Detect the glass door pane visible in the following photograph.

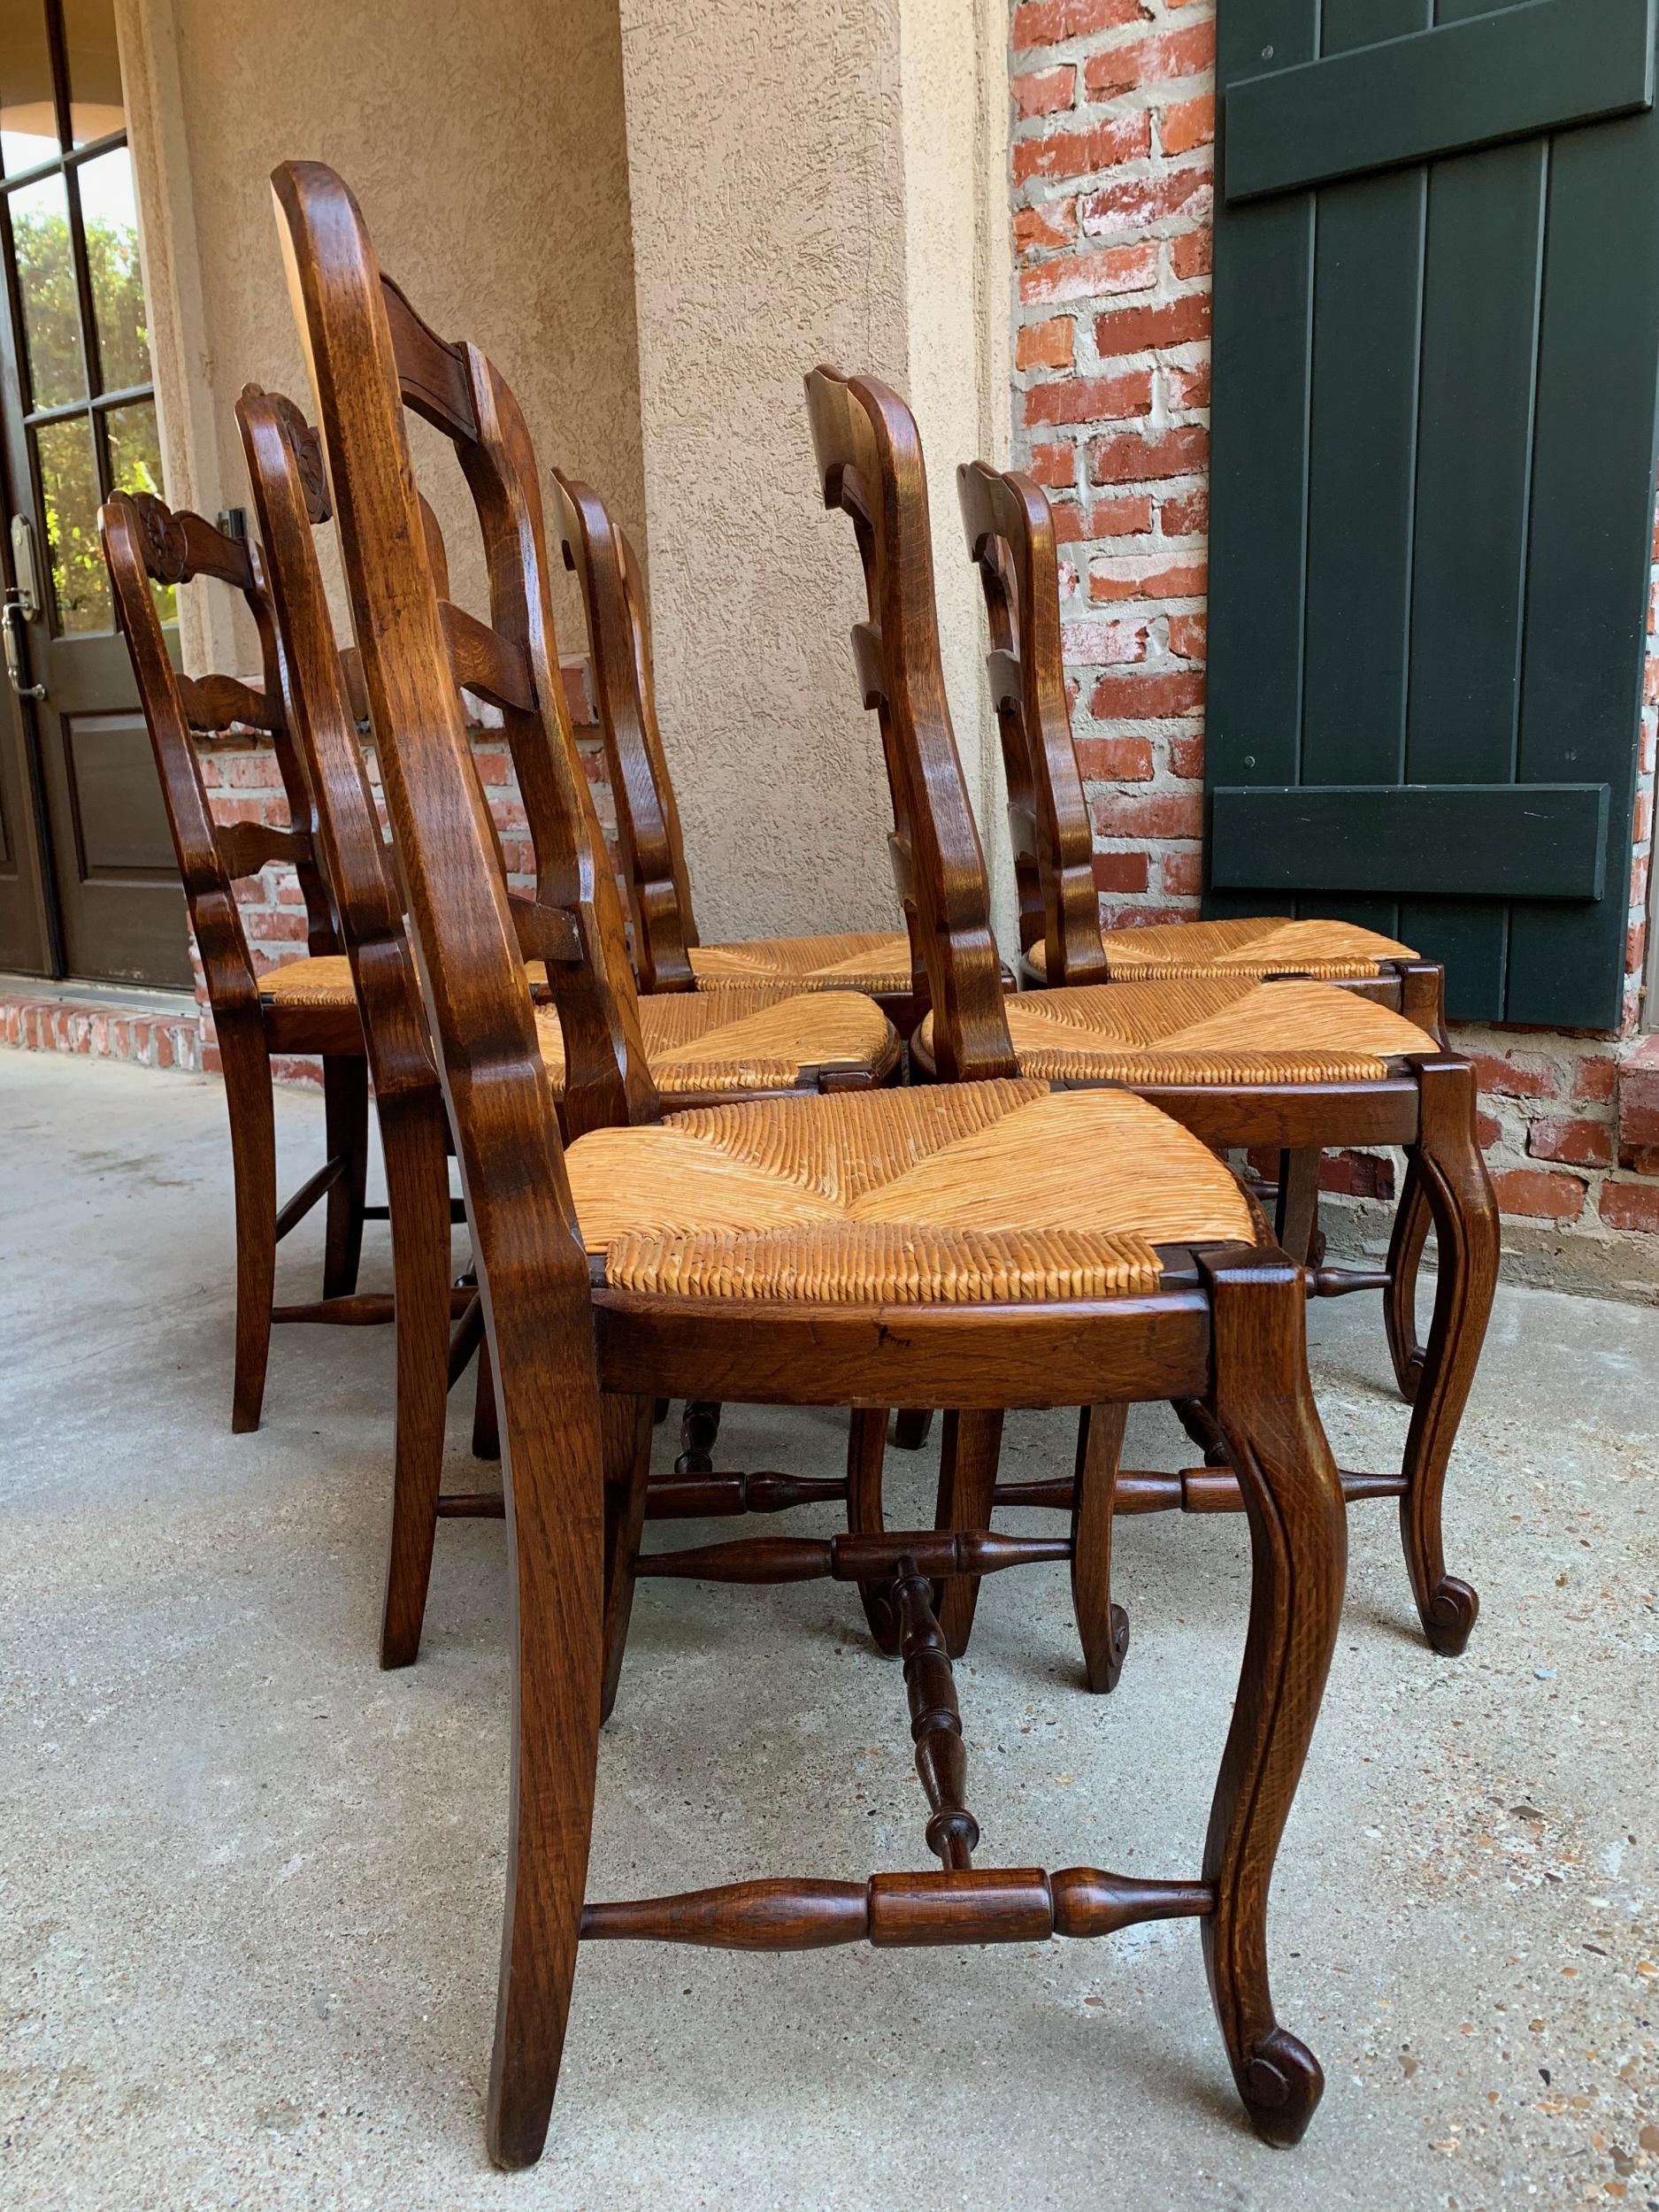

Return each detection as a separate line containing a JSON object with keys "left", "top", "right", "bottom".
{"left": 35, "top": 411, "right": 108, "bottom": 631}
{"left": 63, "top": 0, "right": 122, "bottom": 146}
{"left": 77, "top": 143, "right": 148, "bottom": 388}
{"left": 0, "top": 4, "right": 59, "bottom": 174}
{"left": 9, "top": 171, "right": 85, "bottom": 407}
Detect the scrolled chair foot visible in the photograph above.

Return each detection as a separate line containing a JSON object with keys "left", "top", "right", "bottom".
{"left": 1083, "top": 1602, "right": 1130, "bottom": 1695}
{"left": 1238, "top": 2027, "right": 1325, "bottom": 2147}
{"left": 1423, "top": 1574, "right": 1479, "bottom": 1655}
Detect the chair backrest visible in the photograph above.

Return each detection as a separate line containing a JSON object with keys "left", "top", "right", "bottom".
{"left": 956, "top": 462, "right": 1110, "bottom": 987}
{"left": 803, "top": 367, "right": 1018, "bottom": 1082}
{"left": 234, "top": 383, "right": 448, "bottom": 1107}
{"left": 99, "top": 488, "right": 340, "bottom": 1033}
{"left": 273, "top": 161, "right": 659, "bottom": 1140}
{"left": 554, "top": 474, "right": 700, "bottom": 993}
{"left": 272, "top": 165, "right": 606, "bottom": 2125}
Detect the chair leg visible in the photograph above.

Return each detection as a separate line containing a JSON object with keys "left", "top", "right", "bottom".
{"left": 1173, "top": 1395, "right": 1230, "bottom": 1466}
{"left": 1398, "top": 1061, "right": 1499, "bottom": 1655}
{"left": 600, "top": 1394, "right": 655, "bottom": 1724}
{"left": 473, "top": 1338, "right": 502, "bottom": 1461}
{"left": 321, "top": 1053, "right": 370, "bottom": 1298}
{"left": 932, "top": 1409, "right": 1005, "bottom": 1659}
{"left": 674, "top": 1399, "right": 722, "bottom": 1474}
{"left": 1198, "top": 1244, "right": 1347, "bottom": 2148}
{"left": 846, "top": 1408, "right": 900, "bottom": 1655}
{"left": 893, "top": 1409, "right": 934, "bottom": 1450}
{"left": 1274, "top": 1148, "right": 1322, "bottom": 1267}
{"left": 484, "top": 1317, "right": 605, "bottom": 2172}
{"left": 1383, "top": 1151, "right": 1432, "bottom": 1404}
{"left": 221, "top": 1019, "right": 278, "bottom": 1435}
{"left": 378, "top": 1090, "right": 456, "bottom": 1670}
{"left": 1071, "top": 1402, "right": 1129, "bottom": 1692}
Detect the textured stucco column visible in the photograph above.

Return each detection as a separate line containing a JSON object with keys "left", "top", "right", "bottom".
{"left": 618, "top": 0, "right": 1012, "bottom": 945}
{"left": 120, "top": 0, "right": 644, "bottom": 669}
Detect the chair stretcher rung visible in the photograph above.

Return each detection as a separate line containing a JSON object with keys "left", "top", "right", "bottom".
{"left": 644, "top": 1471, "right": 850, "bottom": 1519}
{"left": 580, "top": 1867, "right": 1211, "bottom": 1950}
{"left": 992, "top": 1467, "right": 1406, "bottom": 1515}
{"left": 273, "top": 1152, "right": 346, "bottom": 1242}
{"left": 633, "top": 1529, "right": 1071, "bottom": 1585}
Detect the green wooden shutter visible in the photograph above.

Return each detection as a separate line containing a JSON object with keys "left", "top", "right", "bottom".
{"left": 1207, "top": 0, "right": 1659, "bottom": 1027}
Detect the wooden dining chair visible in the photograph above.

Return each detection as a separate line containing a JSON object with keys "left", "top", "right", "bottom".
{"left": 100, "top": 492, "right": 379, "bottom": 1440}
{"left": 553, "top": 469, "right": 919, "bottom": 1021}
{"left": 274, "top": 153, "right": 1349, "bottom": 2168}
{"left": 231, "top": 383, "right": 913, "bottom": 1664}
{"left": 806, "top": 366, "right": 1500, "bottom": 1667}
{"left": 956, "top": 459, "right": 1444, "bottom": 1396}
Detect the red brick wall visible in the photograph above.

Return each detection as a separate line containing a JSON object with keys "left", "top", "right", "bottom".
{"left": 1008, "top": 0, "right": 1659, "bottom": 1259}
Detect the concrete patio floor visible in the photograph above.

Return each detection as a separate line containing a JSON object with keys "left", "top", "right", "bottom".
{"left": 2, "top": 1048, "right": 1655, "bottom": 2212}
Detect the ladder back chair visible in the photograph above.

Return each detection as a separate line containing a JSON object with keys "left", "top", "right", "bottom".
{"left": 554, "top": 469, "right": 919, "bottom": 1021}
{"left": 276, "top": 155, "right": 1349, "bottom": 2167}
{"left": 957, "top": 459, "right": 1446, "bottom": 1394}
{"left": 235, "top": 383, "right": 912, "bottom": 1663}
{"left": 806, "top": 366, "right": 1500, "bottom": 1666}
{"left": 100, "top": 492, "right": 376, "bottom": 1437}
{"left": 956, "top": 460, "right": 1438, "bottom": 1004}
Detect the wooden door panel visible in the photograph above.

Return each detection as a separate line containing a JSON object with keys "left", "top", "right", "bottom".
{"left": 64, "top": 712, "right": 175, "bottom": 874}
{"left": 0, "top": 1, "right": 187, "bottom": 988}
{"left": 39, "top": 706, "right": 188, "bottom": 985}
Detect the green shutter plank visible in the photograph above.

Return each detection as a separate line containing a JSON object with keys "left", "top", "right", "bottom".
{"left": 1204, "top": 0, "right": 1319, "bottom": 924}
{"left": 1225, "top": 0, "right": 1656, "bottom": 204}
{"left": 1210, "top": 784, "right": 1609, "bottom": 902}
{"left": 1507, "top": 99, "right": 1659, "bottom": 1028}
{"left": 1398, "top": 130, "right": 1548, "bottom": 1018}
{"left": 1208, "top": 0, "right": 1659, "bottom": 1028}
{"left": 1297, "top": 0, "right": 1431, "bottom": 939}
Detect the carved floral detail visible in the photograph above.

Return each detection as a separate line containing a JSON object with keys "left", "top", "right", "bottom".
{"left": 271, "top": 393, "right": 332, "bottom": 522}
{"left": 134, "top": 492, "right": 189, "bottom": 585}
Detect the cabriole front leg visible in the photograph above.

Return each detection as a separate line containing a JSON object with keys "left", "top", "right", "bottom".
{"left": 1199, "top": 1246, "right": 1347, "bottom": 2147}
{"left": 1398, "top": 1057, "right": 1498, "bottom": 1655}
{"left": 1383, "top": 1151, "right": 1432, "bottom": 1404}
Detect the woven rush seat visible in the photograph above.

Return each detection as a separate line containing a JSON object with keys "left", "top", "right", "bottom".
{"left": 563, "top": 1078, "right": 1255, "bottom": 1302}
{"left": 687, "top": 928, "right": 915, "bottom": 995}
{"left": 255, "top": 953, "right": 357, "bottom": 1008}
{"left": 918, "top": 977, "right": 1438, "bottom": 1086}
{"left": 535, "top": 985, "right": 897, "bottom": 1095}
{"left": 1025, "top": 914, "right": 1419, "bottom": 984}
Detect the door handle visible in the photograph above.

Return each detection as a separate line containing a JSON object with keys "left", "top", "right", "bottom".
{"left": 2, "top": 595, "right": 44, "bottom": 700}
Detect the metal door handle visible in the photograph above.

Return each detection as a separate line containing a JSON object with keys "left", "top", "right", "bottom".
{"left": 2, "top": 595, "right": 44, "bottom": 700}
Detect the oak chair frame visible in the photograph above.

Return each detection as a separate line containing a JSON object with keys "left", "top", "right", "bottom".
{"left": 554, "top": 466, "right": 933, "bottom": 1035}
{"left": 100, "top": 490, "right": 376, "bottom": 1440}
{"left": 275, "top": 156, "right": 1350, "bottom": 2169}
{"left": 956, "top": 459, "right": 1444, "bottom": 1397}
{"left": 806, "top": 367, "right": 1500, "bottom": 1665}
{"left": 237, "top": 381, "right": 919, "bottom": 1664}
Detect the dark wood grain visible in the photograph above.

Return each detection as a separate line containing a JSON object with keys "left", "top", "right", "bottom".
{"left": 814, "top": 376, "right": 1494, "bottom": 1657}
{"left": 274, "top": 159, "right": 1351, "bottom": 2168}
{"left": 99, "top": 488, "right": 372, "bottom": 1442}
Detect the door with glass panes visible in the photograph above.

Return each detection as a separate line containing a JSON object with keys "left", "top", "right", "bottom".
{"left": 0, "top": 0, "right": 187, "bottom": 985}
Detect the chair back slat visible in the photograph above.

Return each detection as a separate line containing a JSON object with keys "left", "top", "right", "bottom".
{"left": 275, "top": 159, "right": 658, "bottom": 1137}
{"left": 957, "top": 463, "right": 1108, "bottom": 986}
{"left": 235, "top": 384, "right": 438, "bottom": 1101}
{"left": 555, "top": 472, "right": 700, "bottom": 992}
{"left": 803, "top": 368, "right": 1018, "bottom": 1081}
{"left": 100, "top": 488, "right": 340, "bottom": 1030}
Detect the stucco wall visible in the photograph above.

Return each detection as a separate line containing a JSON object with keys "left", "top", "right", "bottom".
{"left": 122, "top": 0, "right": 643, "bottom": 657}
{"left": 618, "top": 0, "right": 1012, "bottom": 948}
